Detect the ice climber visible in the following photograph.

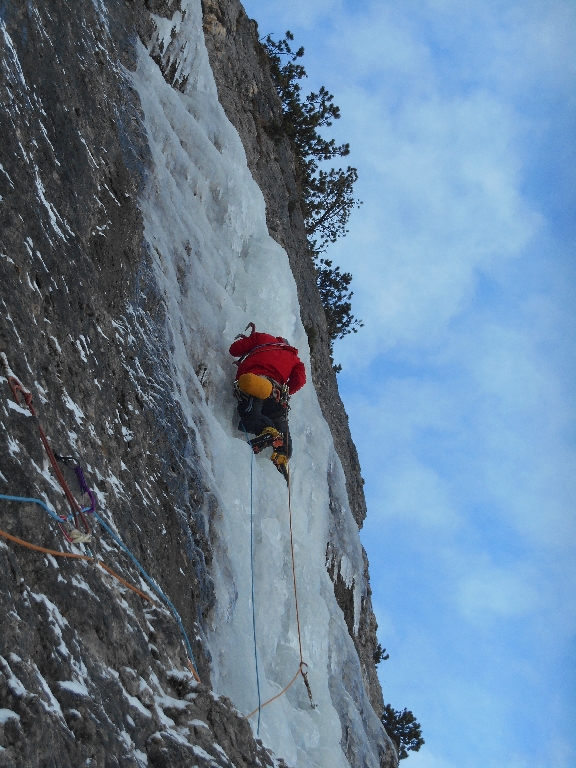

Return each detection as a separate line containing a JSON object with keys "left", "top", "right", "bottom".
{"left": 230, "top": 323, "right": 306, "bottom": 480}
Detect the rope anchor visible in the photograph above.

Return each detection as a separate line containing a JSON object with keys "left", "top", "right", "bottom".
{"left": 300, "top": 663, "right": 316, "bottom": 710}
{"left": 1, "top": 353, "right": 91, "bottom": 541}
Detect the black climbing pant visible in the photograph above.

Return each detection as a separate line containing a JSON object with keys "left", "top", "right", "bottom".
{"left": 237, "top": 396, "right": 292, "bottom": 458}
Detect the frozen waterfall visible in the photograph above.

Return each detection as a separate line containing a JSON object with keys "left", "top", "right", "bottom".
{"left": 130, "top": 2, "right": 386, "bottom": 764}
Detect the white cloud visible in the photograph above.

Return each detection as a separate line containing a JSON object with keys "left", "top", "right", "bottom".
{"left": 328, "top": 67, "right": 540, "bottom": 361}
{"left": 347, "top": 376, "right": 456, "bottom": 449}
{"left": 373, "top": 455, "right": 461, "bottom": 530}
{"left": 456, "top": 564, "right": 540, "bottom": 623}
{"left": 243, "top": 0, "right": 344, "bottom": 31}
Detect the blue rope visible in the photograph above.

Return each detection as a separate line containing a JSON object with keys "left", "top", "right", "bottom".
{"left": 0, "top": 493, "right": 200, "bottom": 678}
{"left": 92, "top": 512, "right": 200, "bottom": 677}
{"left": 240, "top": 423, "right": 262, "bottom": 733}
{"left": 0, "top": 494, "right": 63, "bottom": 522}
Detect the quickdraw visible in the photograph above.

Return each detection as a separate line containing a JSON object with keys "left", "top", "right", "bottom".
{"left": 270, "top": 381, "right": 290, "bottom": 409}
{"left": 54, "top": 454, "right": 97, "bottom": 515}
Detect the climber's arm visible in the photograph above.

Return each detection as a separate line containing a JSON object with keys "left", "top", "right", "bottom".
{"left": 288, "top": 361, "right": 306, "bottom": 394}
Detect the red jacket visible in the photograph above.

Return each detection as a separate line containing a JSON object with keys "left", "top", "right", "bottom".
{"left": 229, "top": 332, "right": 306, "bottom": 395}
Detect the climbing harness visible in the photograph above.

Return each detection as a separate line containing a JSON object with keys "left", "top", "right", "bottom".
{"left": 0, "top": 354, "right": 201, "bottom": 683}
{"left": 54, "top": 454, "right": 96, "bottom": 514}
{"left": 239, "top": 424, "right": 315, "bottom": 730}
{"left": 266, "top": 378, "right": 290, "bottom": 408}
{"left": 233, "top": 378, "right": 290, "bottom": 411}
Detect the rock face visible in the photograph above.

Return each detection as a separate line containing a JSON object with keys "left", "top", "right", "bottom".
{"left": 0, "top": 0, "right": 394, "bottom": 766}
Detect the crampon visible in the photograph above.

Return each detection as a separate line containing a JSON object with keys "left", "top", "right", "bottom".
{"left": 249, "top": 427, "right": 284, "bottom": 454}
{"left": 271, "top": 451, "right": 289, "bottom": 482}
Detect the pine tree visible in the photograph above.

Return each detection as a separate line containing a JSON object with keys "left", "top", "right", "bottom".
{"left": 316, "top": 258, "right": 363, "bottom": 344}
{"left": 263, "top": 32, "right": 363, "bottom": 352}
{"left": 380, "top": 704, "right": 425, "bottom": 760}
{"left": 373, "top": 642, "right": 390, "bottom": 665}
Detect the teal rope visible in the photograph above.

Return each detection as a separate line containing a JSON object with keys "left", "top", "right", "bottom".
{"left": 240, "top": 423, "right": 262, "bottom": 733}
{"left": 0, "top": 493, "right": 200, "bottom": 678}
{"left": 249, "top": 443, "right": 262, "bottom": 734}
{"left": 0, "top": 494, "right": 63, "bottom": 522}
{"left": 92, "top": 512, "right": 200, "bottom": 678}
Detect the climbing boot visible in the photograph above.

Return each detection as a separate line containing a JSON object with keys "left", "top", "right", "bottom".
{"left": 271, "top": 451, "right": 289, "bottom": 482}
{"left": 249, "top": 427, "right": 284, "bottom": 454}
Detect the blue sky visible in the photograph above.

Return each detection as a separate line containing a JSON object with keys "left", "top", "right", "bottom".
{"left": 241, "top": 1, "right": 576, "bottom": 766}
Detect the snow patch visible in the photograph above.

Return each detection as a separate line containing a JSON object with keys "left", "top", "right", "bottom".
{"left": 61, "top": 390, "right": 85, "bottom": 424}
{"left": 121, "top": 426, "right": 134, "bottom": 442}
{"left": 57, "top": 679, "right": 90, "bottom": 697}
{"left": 70, "top": 575, "right": 97, "bottom": 597}
{"left": 34, "top": 666, "right": 66, "bottom": 721}
{"left": 0, "top": 709, "right": 20, "bottom": 725}
{"left": 192, "top": 744, "right": 219, "bottom": 763}
{"left": 6, "top": 435, "right": 21, "bottom": 456}
{"left": 30, "top": 592, "right": 70, "bottom": 658}
{"left": 6, "top": 399, "right": 31, "bottom": 417}
{"left": 188, "top": 718, "right": 209, "bottom": 729}
{"left": 29, "top": 456, "right": 63, "bottom": 494}
{"left": 134, "top": 749, "right": 148, "bottom": 766}
{"left": 0, "top": 657, "right": 28, "bottom": 698}
{"left": 49, "top": 335, "right": 61, "bottom": 353}
{"left": 32, "top": 167, "right": 72, "bottom": 241}
{"left": 34, "top": 379, "right": 49, "bottom": 403}
{"left": 0, "top": 18, "right": 27, "bottom": 88}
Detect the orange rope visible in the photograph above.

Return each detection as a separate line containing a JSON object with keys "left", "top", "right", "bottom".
{"left": 0, "top": 528, "right": 154, "bottom": 603}
{"left": 0, "top": 529, "right": 91, "bottom": 559}
{"left": 187, "top": 660, "right": 202, "bottom": 684}
{"left": 247, "top": 666, "right": 302, "bottom": 719}
{"left": 287, "top": 465, "right": 304, "bottom": 665}
{"left": 97, "top": 562, "right": 154, "bottom": 603}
